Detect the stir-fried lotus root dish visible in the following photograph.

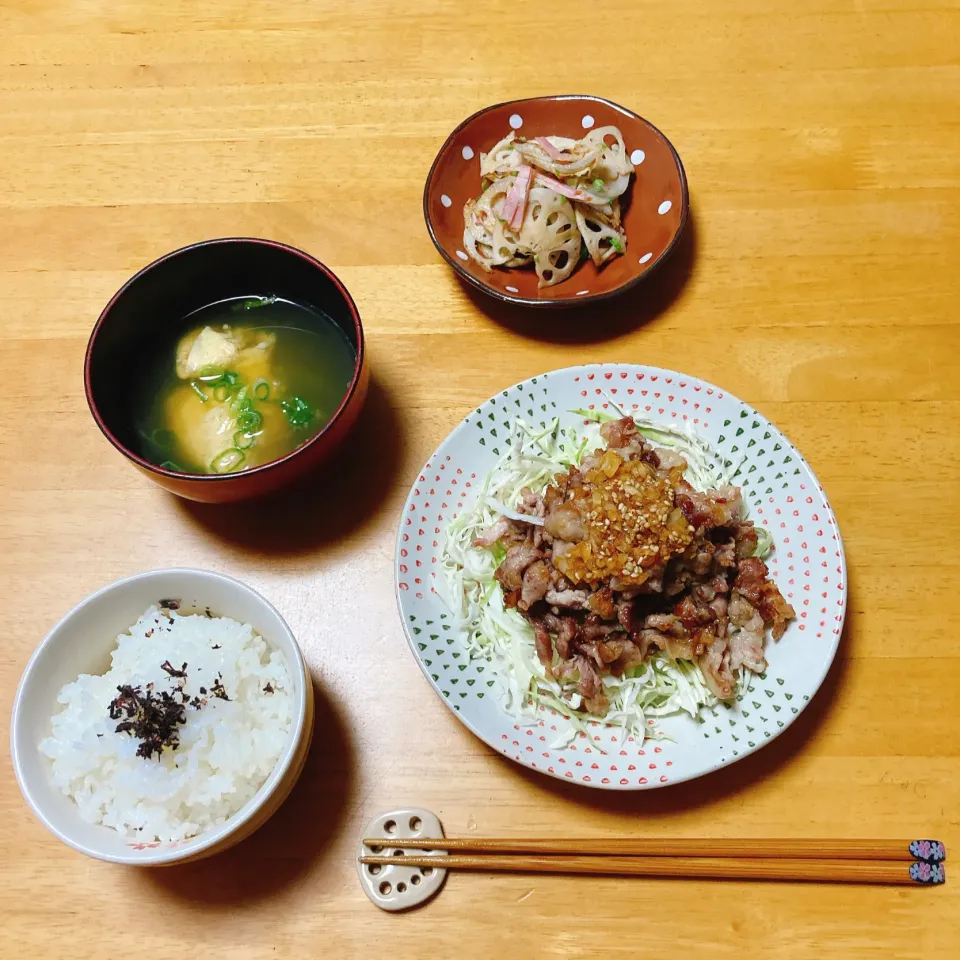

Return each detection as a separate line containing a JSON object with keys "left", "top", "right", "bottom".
{"left": 462, "top": 126, "right": 635, "bottom": 287}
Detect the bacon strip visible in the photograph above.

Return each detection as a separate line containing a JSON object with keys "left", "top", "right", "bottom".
{"left": 532, "top": 171, "right": 606, "bottom": 205}
{"left": 534, "top": 136, "right": 567, "bottom": 160}
{"left": 503, "top": 164, "right": 533, "bottom": 230}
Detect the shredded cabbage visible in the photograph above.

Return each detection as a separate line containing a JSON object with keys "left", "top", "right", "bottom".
{"left": 439, "top": 412, "right": 773, "bottom": 749}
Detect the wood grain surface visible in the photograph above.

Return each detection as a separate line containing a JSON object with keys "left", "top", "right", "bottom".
{"left": 1, "top": 1, "right": 958, "bottom": 957}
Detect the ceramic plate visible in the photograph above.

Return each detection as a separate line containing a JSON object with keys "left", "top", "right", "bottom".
{"left": 423, "top": 95, "right": 688, "bottom": 308}
{"left": 395, "top": 365, "right": 846, "bottom": 789}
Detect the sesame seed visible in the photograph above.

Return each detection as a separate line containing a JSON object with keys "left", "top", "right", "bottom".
{"left": 552, "top": 454, "right": 693, "bottom": 586}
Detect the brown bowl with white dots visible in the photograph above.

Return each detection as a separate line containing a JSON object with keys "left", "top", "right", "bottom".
{"left": 423, "top": 94, "right": 688, "bottom": 308}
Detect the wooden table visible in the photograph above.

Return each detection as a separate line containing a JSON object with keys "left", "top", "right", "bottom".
{"left": 2, "top": 1, "right": 958, "bottom": 956}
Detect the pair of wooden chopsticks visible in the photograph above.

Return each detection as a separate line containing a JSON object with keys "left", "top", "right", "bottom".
{"left": 361, "top": 837, "right": 946, "bottom": 886}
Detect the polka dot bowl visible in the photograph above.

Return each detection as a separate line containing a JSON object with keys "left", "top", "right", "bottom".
{"left": 423, "top": 95, "right": 688, "bottom": 307}
{"left": 395, "top": 365, "right": 846, "bottom": 789}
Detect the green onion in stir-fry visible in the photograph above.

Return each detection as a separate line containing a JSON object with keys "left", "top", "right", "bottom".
{"left": 609, "top": 236, "right": 624, "bottom": 253}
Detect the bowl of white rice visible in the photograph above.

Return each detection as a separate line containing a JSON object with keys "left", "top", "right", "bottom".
{"left": 10, "top": 568, "right": 313, "bottom": 865}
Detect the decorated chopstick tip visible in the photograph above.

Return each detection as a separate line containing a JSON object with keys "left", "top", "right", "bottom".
{"left": 909, "top": 861, "right": 945, "bottom": 885}
{"left": 909, "top": 840, "right": 946, "bottom": 863}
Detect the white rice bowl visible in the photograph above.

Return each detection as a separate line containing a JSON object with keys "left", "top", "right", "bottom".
{"left": 39, "top": 606, "right": 293, "bottom": 842}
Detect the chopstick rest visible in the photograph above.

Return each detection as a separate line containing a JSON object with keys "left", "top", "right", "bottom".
{"left": 356, "top": 808, "right": 448, "bottom": 911}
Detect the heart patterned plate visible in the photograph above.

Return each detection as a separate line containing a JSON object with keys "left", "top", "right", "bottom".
{"left": 395, "top": 364, "right": 845, "bottom": 789}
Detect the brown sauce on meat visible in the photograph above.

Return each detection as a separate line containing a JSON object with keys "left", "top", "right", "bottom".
{"left": 551, "top": 451, "right": 694, "bottom": 587}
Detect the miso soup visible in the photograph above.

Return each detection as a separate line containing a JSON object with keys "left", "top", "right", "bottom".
{"left": 136, "top": 296, "right": 356, "bottom": 474}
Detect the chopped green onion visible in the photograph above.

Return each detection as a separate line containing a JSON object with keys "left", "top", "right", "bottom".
{"left": 197, "top": 367, "right": 241, "bottom": 391}
{"left": 229, "top": 386, "right": 250, "bottom": 413}
{"left": 210, "top": 448, "right": 245, "bottom": 473}
{"left": 231, "top": 295, "right": 277, "bottom": 312}
{"left": 234, "top": 431, "right": 256, "bottom": 450}
{"left": 253, "top": 379, "right": 270, "bottom": 401}
{"left": 579, "top": 240, "right": 589, "bottom": 262}
{"left": 160, "top": 460, "right": 183, "bottom": 471}
{"left": 190, "top": 381, "right": 209, "bottom": 402}
{"left": 281, "top": 395, "right": 314, "bottom": 429}
{"left": 609, "top": 236, "right": 624, "bottom": 253}
{"left": 236, "top": 409, "right": 263, "bottom": 433}
{"left": 212, "top": 384, "right": 231, "bottom": 403}
{"left": 196, "top": 365, "right": 225, "bottom": 382}
{"left": 592, "top": 178, "right": 605, "bottom": 190}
